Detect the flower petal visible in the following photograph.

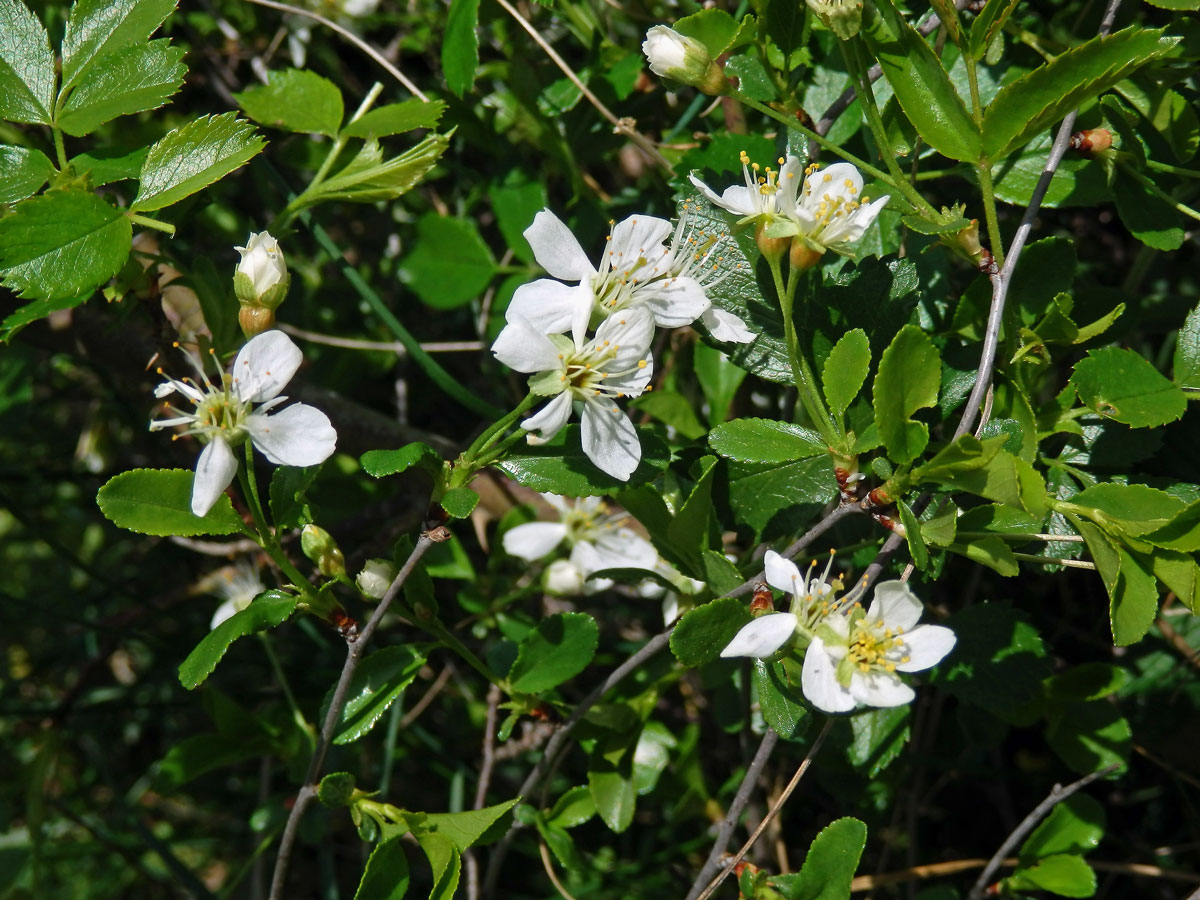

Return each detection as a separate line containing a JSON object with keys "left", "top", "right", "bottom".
{"left": 700, "top": 307, "right": 757, "bottom": 343}
{"left": 764, "top": 550, "right": 802, "bottom": 597}
{"left": 689, "top": 175, "right": 757, "bottom": 217}
{"left": 507, "top": 279, "right": 591, "bottom": 337}
{"left": 580, "top": 401, "right": 641, "bottom": 480}
{"left": 525, "top": 209, "right": 595, "bottom": 281}
{"left": 502, "top": 521, "right": 569, "bottom": 560}
{"left": 849, "top": 670, "right": 914, "bottom": 707}
{"left": 192, "top": 437, "right": 237, "bottom": 517}
{"left": 867, "top": 581, "right": 924, "bottom": 631}
{"left": 491, "top": 316, "right": 564, "bottom": 373}
{"left": 210, "top": 598, "right": 241, "bottom": 630}
{"left": 609, "top": 214, "right": 672, "bottom": 267}
{"left": 638, "top": 276, "right": 711, "bottom": 327}
{"left": 588, "top": 529, "right": 659, "bottom": 571}
{"left": 801, "top": 637, "right": 857, "bottom": 712}
{"left": 594, "top": 306, "right": 656, "bottom": 370}
{"left": 721, "top": 613, "right": 798, "bottom": 659}
{"left": 244, "top": 403, "right": 337, "bottom": 466}
{"left": 895, "top": 624, "right": 956, "bottom": 672}
{"left": 231, "top": 330, "right": 303, "bottom": 403}
{"left": 522, "top": 392, "right": 573, "bottom": 444}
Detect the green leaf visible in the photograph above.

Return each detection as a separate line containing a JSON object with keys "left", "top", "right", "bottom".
{"left": 897, "top": 498, "right": 929, "bottom": 570}
{"left": 488, "top": 175, "right": 547, "bottom": 264}
{"left": 269, "top": 465, "right": 321, "bottom": 530}
{"left": 862, "top": 0, "right": 980, "bottom": 162}
{"left": 415, "top": 833, "right": 459, "bottom": 900}
{"left": 440, "top": 486, "right": 479, "bottom": 519}
{"left": 669, "top": 597, "right": 752, "bottom": 667}
{"left": 1110, "top": 547, "right": 1158, "bottom": 646}
{"left": 497, "top": 424, "right": 670, "bottom": 495}
{"left": 234, "top": 68, "right": 344, "bottom": 137}
{"left": 981, "top": 26, "right": 1176, "bottom": 160}
{"left": 178, "top": 590, "right": 298, "bottom": 689}
{"left": 132, "top": 112, "right": 266, "bottom": 212}
{"left": 545, "top": 786, "right": 595, "bottom": 830}
{"left": 873, "top": 325, "right": 940, "bottom": 464}
{"left": 1071, "top": 346, "right": 1187, "bottom": 428}
{"left": 588, "top": 726, "right": 641, "bottom": 833}
{"left": 330, "top": 646, "right": 426, "bottom": 745}
{"left": 992, "top": 131, "right": 1113, "bottom": 209}
{"left": 709, "top": 418, "right": 826, "bottom": 463}
{"left": 361, "top": 442, "right": 442, "bottom": 478}
{"left": 822, "top": 329, "right": 871, "bottom": 418}
{"left": 57, "top": 40, "right": 186, "bottom": 136}
{"left": 632, "top": 722, "right": 676, "bottom": 795}
{"left": 1044, "top": 698, "right": 1131, "bottom": 774}
{"left": 1008, "top": 854, "right": 1096, "bottom": 898}
{"left": 947, "top": 535, "right": 1020, "bottom": 576}
{"left": 726, "top": 54, "right": 776, "bottom": 102}
{"left": 442, "top": 0, "right": 481, "bottom": 97}
{"left": 0, "top": 0, "right": 55, "bottom": 124}
{"left": 694, "top": 342, "right": 747, "bottom": 426}
{"left": 0, "top": 145, "right": 53, "bottom": 204}
{"left": 398, "top": 213, "right": 497, "bottom": 309}
{"left": 763, "top": 0, "right": 806, "bottom": 61}
{"left": 1044, "top": 664, "right": 1129, "bottom": 702}
{"left": 307, "top": 133, "right": 447, "bottom": 204}
{"left": 1020, "top": 795, "right": 1105, "bottom": 861}
{"left": 1142, "top": 500, "right": 1200, "bottom": 551}
{"left": 633, "top": 390, "right": 706, "bottom": 440}
{"left": 673, "top": 8, "right": 742, "bottom": 58}
{"left": 753, "top": 659, "right": 809, "bottom": 741}
{"left": 847, "top": 706, "right": 910, "bottom": 777}
{"left": 97, "top": 468, "right": 243, "bottom": 537}
{"left": 508, "top": 612, "right": 599, "bottom": 693}
{"left": 68, "top": 146, "right": 149, "bottom": 187}
{"left": 414, "top": 800, "right": 518, "bottom": 851}
{"left": 771, "top": 818, "right": 868, "bottom": 900}
{"left": 0, "top": 188, "right": 131, "bottom": 302}
{"left": 727, "top": 456, "right": 838, "bottom": 538}
{"left": 1173, "top": 301, "right": 1200, "bottom": 389}
{"left": 354, "top": 838, "right": 410, "bottom": 900}
{"left": 1069, "top": 483, "right": 1185, "bottom": 537}
{"left": 665, "top": 456, "right": 720, "bottom": 572}
{"left": 968, "top": 0, "right": 1019, "bottom": 60}
{"left": 60, "top": 0, "right": 176, "bottom": 96}
{"left": 343, "top": 99, "right": 447, "bottom": 138}
{"left": 1112, "top": 170, "right": 1185, "bottom": 251}
{"left": 0, "top": 295, "right": 82, "bottom": 342}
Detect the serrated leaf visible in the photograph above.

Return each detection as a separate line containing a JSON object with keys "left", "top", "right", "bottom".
{"left": 57, "top": 40, "right": 186, "bottom": 136}
{"left": 981, "top": 26, "right": 1176, "bottom": 159}
{"left": 178, "top": 590, "right": 298, "bottom": 689}
{"left": 0, "top": 0, "right": 55, "bottom": 124}
{"left": 1069, "top": 483, "right": 1184, "bottom": 537}
{"left": 398, "top": 213, "right": 496, "bottom": 309}
{"left": 132, "top": 112, "right": 266, "bottom": 212}
{"left": 0, "top": 188, "right": 131, "bottom": 302}
{"left": 753, "top": 659, "right": 809, "bottom": 741}
{"left": 1071, "top": 346, "right": 1187, "bottom": 428}
{"left": 361, "top": 442, "right": 442, "bottom": 478}
{"left": 413, "top": 800, "right": 518, "bottom": 851}
{"left": 1044, "top": 697, "right": 1131, "bottom": 774}
{"left": 709, "top": 418, "right": 826, "bottom": 463}
{"left": 916, "top": 436, "right": 1047, "bottom": 516}
{"left": 1173, "top": 301, "right": 1200, "bottom": 389}
{"left": 873, "top": 325, "right": 940, "bottom": 464}
{"left": 329, "top": 646, "right": 426, "bottom": 744}
{"left": 770, "top": 818, "right": 867, "bottom": 900}
{"left": 343, "top": 99, "right": 447, "bottom": 138}
{"left": 588, "top": 727, "right": 640, "bottom": 834}
{"left": 847, "top": 706, "right": 910, "bottom": 777}
{"left": 674, "top": 8, "right": 742, "bottom": 58}
{"left": 1008, "top": 854, "right": 1096, "bottom": 897}
{"left": 440, "top": 486, "right": 479, "bottom": 519}
{"left": 508, "top": 612, "right": 598, "bottom": 693}
{"left": 1111, "top": 547, "right": 1158, "bottom": 645}
{"left": 69, "top": 146, "right": 150, "bottom": 187}
{"left": 497, "top": 424, "right": 670, "bottom": 496}
{"left": 0, "top": 295, "right": 82, "bottom": 342}
{"left": 60, "top": 0, "right": 176, "bottom": 96}
{"left": 354, "top": 838, "right": 410, "bottom": 900}
{"left": 822, "top": 328, "right": 871, "bottom": 418}
{"left": 0, "top": 144, "right": 53, "bottom": 204}
{"left": 669, "top": 596, "right": 752, "bottom": 667}
{"left": 727, "top": 456, "right": 838, "bottom": 538}
{"left": 304, "top": 132, "right": 447, "bottom": 204}
{"left": 269, "top": 465, "right": 320, "bottom": 530}
{"left": 897, "top": 498, "right": 929, "bottom": 570}
{"left": 97, "top": 468, "right": 243, "bottom": 536}
{"left": 968, "top": 0, "right": 1019, "bottom": 60}
{"left": 862, "top": 0, "right": 980, "bottom": 161}
{"left": 442, "top": 0, "right": 480, "bottom": 97}
{"left": 234, "top": 68, "right": 344, "bottom": 137}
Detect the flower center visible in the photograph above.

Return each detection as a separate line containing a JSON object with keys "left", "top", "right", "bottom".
{"left": 846, "top": 621, "right": 910, "bottom": 674}
{"left": 559, "top": 336, "right": 648, "bottom": 401}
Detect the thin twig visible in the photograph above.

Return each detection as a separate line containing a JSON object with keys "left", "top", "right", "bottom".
{"left": 695, "top": 720, "right": 835, "bottom": 900}
{"left": 539, "top": 838, "right": 582, "bottom": 900}
{"left": 280, "top": 322, "right": 484, "bottom": 354}
{"left": 492, "top": 0, "right": 673, "bottom": 174}
{"left": 966, "top": 764, "right": 1119, "bottom": 900}
{"left": 466, "top": 684, "right": 503, "bottom": 900}
{"left": 243, "top": 0, "right": 429, "bottom": 100}
{"left": 684, "top": 730, "right": 780, "bottom": 900}
{"left": 852, "top": 857, "right": 1200, "bottom": 891}
{"left": 268, "top": 531, "right": 440, "bottom": 900}
{"left": 400, "top": 663, "right": 455, "bottom": 727}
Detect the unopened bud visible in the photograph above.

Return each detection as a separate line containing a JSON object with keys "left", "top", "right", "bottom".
{"left": 234, "top": 231, "right": 290, "bottom": 338}
{"left": 1069, "top": 128, "right": 1113, "bottom": 154}
{"left": 755, "top": 222, "right": 790, "bottom": 262}
{"left": 789, "top": 240, "right": 824, "bottom": 271}
{"left": 749, "top": 583, "right": 775, "bottom": 615}
{"left": 238, "top": 305, "right": 275, "bottom": 337}
{"left": 807, "top": 0, "right": 864, "bottom": 40}
{"left": 356, "top": 558, "right": 396, "bottom": 599}
{"left": 544, "top": 559, "right": 585, "bottom": 596}
{"left": 301, "top": 524, "right": 346, "bottom": 578}
{"left": 641, "top": 26, "right": 730, "bottom": 96}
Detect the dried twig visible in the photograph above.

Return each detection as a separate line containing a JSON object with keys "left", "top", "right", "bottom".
{"left": 466, "top": 684, "right": 503, "bottom": 900}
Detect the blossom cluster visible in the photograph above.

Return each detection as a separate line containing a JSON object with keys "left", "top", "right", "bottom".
{"left": 722, "top": 550, "right": 955, "bottom": 714}
{"left": 491, "top": 209, "right": 756, "bottom": 481}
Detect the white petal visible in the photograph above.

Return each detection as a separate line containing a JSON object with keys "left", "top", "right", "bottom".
{"left": 896, "top": 624, "right": 956, "bottom": 672}
{"left": 638, "top": 277, "right": 711, "bottom": 327}
{"left": 817, "top": 162, "right": 864, "bottom": 200}
{"left": 593, "top": 306, "right": 655, "bottom": 369}
{"left": 604, "top": 352, "right": 654, "bottom": 397}
{"left": 542, "top": 492, "right": 572, "bottom": 514}
{"left": 764, "top": 550, "right": 802, "bottom": 597}
{"left": 720, "top": 613, "right": 798, "bottom": 659}
{"left": 801, "top": 637, "right": 858, "bottom": 712}
{"left": 568, "top": 540, "right": 606, "bottom": 577}
{"left": 589, "top": 529, "right": 659, "bottom": 571}
{"left": 245, "top": 403, "right": 337, "bottom": 466}
{"left": 849, "top": 671, "right": 915, "bottom": 707}
{"left": 491, "top": 316, "right": 564, "bottom": 373}
{"left": 522, "top": 392, "right": 573, "bottom": 443}
{"left": 231, "top": 330, "right": 303, "bottom": 403}
{"left": 525, "top": 209, "right": 595, "bottom": 281}
{"left": 867, "top": 581, "right": 923, "bottom": 630}
{"left": 507, "top": 279, "right": 589, "bottom": 336}
{"left": 609, "top": 214, "right": 672, "bottom": 265}
{"left": 700, "top": 307, "right": 756, "bottom": 343}
{"left": 689, "top": 175, "right": 756, "bottom": 217}
{"left": 580, "top": 401, "right": 641, "bottom": 481}
{"left": 192, "top": 437, "right": 237, "bottom": 517}
{"left": 502, "top": 521, "right": 569, "bottom": 560}
{"left": 210, "top": 598, "right": 241, "bottom": 630}
{"left": 775, "top": 155, "right": 805, "bottom": 216}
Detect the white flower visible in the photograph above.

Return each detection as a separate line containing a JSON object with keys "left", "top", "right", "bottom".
{"left": 690, "top": 152, "right": 806, "bottom": 224}
{"left": 503, "top": 494, "right": 658, "bottom": 581}
{"left": 206, "top": 560, "right": 265, "bottom": 630}
{"left": 801, "top": 581, "right": 956, "bottom": 714}
{"left": 356, "top": 558, "right": 396, "bottom": 599}
{"left": 150, "top": 330, "right": 337, "bottom": 516}
{"left": 234, "top": 232, "right": 289, "bottom": 306}
{"left": 544, "top": 559, "right": 587, "bottom": 595}
{"left": 720, "top": 550, "right": 838, "bottom": 659}
{"left": 641, "top": 25, "right": 710, "bottom": 81}
{"left": 491, "top": 310, "right": 654, "bottom": 480}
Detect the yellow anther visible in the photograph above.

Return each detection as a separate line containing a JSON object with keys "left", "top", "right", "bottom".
{"left": 637, "top": 359, "right": 647, "bottom": 368}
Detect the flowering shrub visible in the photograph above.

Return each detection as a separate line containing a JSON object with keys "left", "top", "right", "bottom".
{"left": 3, "top": 0, "right": 1200, "bottom": 899}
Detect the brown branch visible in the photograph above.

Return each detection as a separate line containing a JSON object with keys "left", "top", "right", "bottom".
{"left": 466, "top": 684, "right": 503, "bottom": 900}
{"left": 852, "top": 857, "right": 1200, "bottom": 891}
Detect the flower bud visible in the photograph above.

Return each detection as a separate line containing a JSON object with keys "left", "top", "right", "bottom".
{"left": 755, "top": 222, "right": 790, "bottom": 262}
{"left": 234, "top": 232, "right": 290, "bottom": 337}
{"left": 806, "top": 0, "right": 864, "bottom": 40}
{"left": 789, "top": 240, "right": 824, "bottom": 271}
{"left": 238, "top": 305, "right": 275, "bottom": 337}
{"left": 544, "top": 559, "right": 585, "bottom": 596}
{"left": 642, "top": 26, "right": 730, "bottom": 96}
{"left": 301, "top": 524, "right": 346, "bottom": 579}
{"left": 356, "top": 558, "right": 397, "bottom": 600}
{"left": 1069, "top": 128, "right": 1113, "bottom": 154}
